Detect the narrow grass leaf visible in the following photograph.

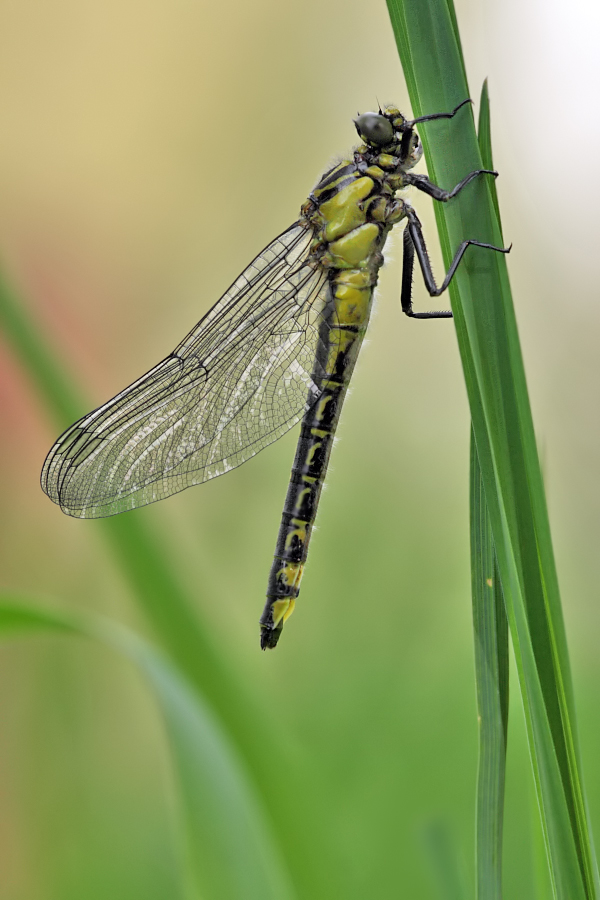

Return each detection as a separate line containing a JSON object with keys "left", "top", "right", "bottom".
{"left": 385, "top": 1, "right": 599, "bottom": 896}
{"left": 469, "top": 89, "right": 509, "bottom": 900}
{"left": 0, "top": 269, "right": 84, "bottom": 424}
{"left": 0, "top": 597, "right": 296, "bottom": 900}
{"left": 471, "top": 431, "right": 508, "bottom": 900}
{"left": 477, "top": 80, "right": 502, "bottom": 238}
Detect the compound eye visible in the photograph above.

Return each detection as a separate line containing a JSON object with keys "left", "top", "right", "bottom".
{"left": 354, "top": 113, "right": 394, "bottom": 146}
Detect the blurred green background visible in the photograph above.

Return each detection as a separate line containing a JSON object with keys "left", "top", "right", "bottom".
{"left": 1, "top": 0, "right": 599, "bottom": 897}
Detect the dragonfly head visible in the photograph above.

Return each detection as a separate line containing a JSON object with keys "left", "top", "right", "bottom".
{"left": 354, "top": 111, "right": 395, "bottom": 147}
{"left": 353, "top": 105, "right": 423, "bottom": 167}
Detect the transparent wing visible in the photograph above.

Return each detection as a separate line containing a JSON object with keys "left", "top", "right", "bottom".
{"left": 41, "top": 222, "right": 331, "bottom": 518}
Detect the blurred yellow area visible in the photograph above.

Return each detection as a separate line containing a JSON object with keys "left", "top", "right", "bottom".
{"left": 0, "top": 0, "right": 599, "bottom": 897}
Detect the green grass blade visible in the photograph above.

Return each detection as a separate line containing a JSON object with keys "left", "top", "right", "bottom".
{"left": 0, "top": 597, "right": 296, "bottom": 900}
{"left": 385, "top": 1, "right": 599, "bottom": 897}
{"left": 0, "top": 269, "right": 84, "bottom": 424}
{"left": 441, "top": 0, "right": 467, "bottom": 88}
{"left": 470, "top": 431, "right": 508, "bottom": 900}
{"left": 476, "top": 80, "right": 502, "bottom": 238}
{"left": 470, "top": 87, "right": 508, "bottom": 900}
{"left": 0, "top": 262, "right": 280, "bottom": 784}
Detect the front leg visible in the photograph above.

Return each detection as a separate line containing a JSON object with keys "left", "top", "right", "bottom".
{"left": 405, "top": 97, "right": 473, "bottom": 127}
{"left": 404, "top": 169, "right": 497, "bottom": 203}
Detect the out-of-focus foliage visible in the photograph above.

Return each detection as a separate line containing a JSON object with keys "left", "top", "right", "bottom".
{"left": 0, "top": 602, "right": 294, "bottom": 900}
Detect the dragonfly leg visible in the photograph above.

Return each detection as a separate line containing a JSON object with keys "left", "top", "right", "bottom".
{"left": 401, "top": 224, "right": 452, "bottom": 319}
{"left": 405, "top": 98, "right": 472, "bottom": 127}
{"left": 401, "top": 209, "right": 511, "bottom": 318}
{"left": 400, "top": 100, "right": 473, "bottom": 165}
{"left": 404, "top": 169, "right": 498, "bottom": 203}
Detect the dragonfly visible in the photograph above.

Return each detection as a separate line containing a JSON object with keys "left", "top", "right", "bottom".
{"left": 41, "top": 98, "right": 510, "bottom": 650}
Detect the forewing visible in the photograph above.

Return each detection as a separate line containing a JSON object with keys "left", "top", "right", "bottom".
{"left": 41, "top": 223, "right": 331, "bottom": 518}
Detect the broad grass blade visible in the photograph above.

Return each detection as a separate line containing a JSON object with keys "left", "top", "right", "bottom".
{"left": 385, "top": 0, "right": 599, "bottom": 896}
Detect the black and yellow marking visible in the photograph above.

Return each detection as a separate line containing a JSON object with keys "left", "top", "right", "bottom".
{"left": 260, "top": 155, "right": 397, "bottom": 647}
{"left": 311, "top": 160, "right": 359, "bottom": 203}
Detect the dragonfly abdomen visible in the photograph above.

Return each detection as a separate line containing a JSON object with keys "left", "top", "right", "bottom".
{"left": 260, "top": 169, "right": 392, "bottom": 647}
{"left": 261, "top": 319, "right": 370, "bottom": 647}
